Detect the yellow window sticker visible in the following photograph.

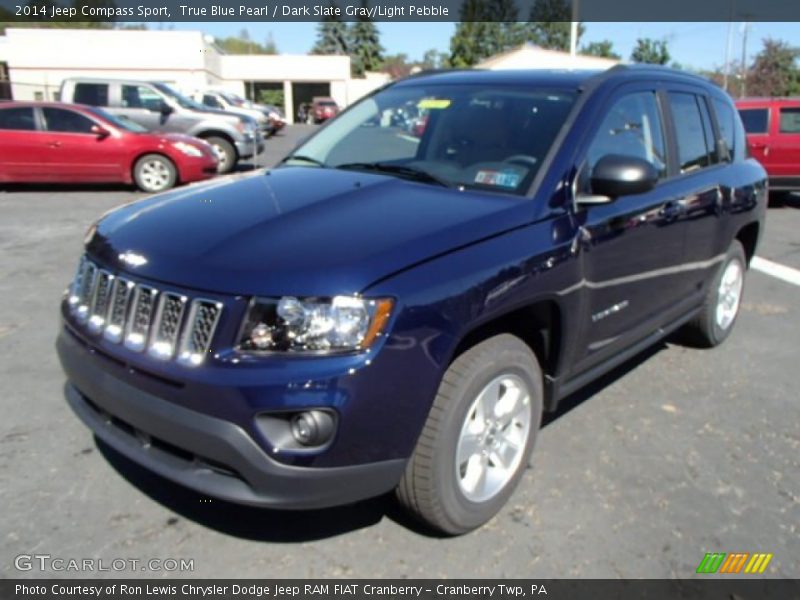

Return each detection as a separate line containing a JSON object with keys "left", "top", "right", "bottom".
{"left": 418, "top": 98, "right": 451, "bottom": 110}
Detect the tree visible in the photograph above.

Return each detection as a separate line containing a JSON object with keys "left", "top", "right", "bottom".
{"left": 747, "top": 38, "right": 800, "bottom": 97}
{"left": 349, "top": 1, "right": 384, "bottom": 76}
{"left": 264, "top": 32, "right": 278, "bottom": 54}
{"left": 449, "top": 0, "right": 520, "bottom": 67}
{"left": 581, "top": 40, "right": 620, "bottom": 60}
{"left": 216, "top": 30, "right": 277, "bottom": 55}
{"left": 311, "top": 4, "right": 349, "bottom": 55}
{"left": 630, "top": 38, "right": 670, "bottom": 65}
{"left": 382, "top": 53, "right": 412, "bottom": 79}
{"left": 525, "top": 0, "right": 584, "bottom": 51}
{"left": 420, "top": 48, "right": 450, "bottom": 70}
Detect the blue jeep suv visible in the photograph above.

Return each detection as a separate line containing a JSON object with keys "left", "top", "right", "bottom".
{"left": 57, "top": 66, "right": 766, "bottom": 534}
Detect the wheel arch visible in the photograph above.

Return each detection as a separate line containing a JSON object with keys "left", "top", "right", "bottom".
{"left": 449, "top": 299, "right": 563, "bottom": 411}
{"left": 735, "top": 221, "right": 760, "bottom": 266}
{"left": 131, "top": 151, "right": 179, "bottom": 185}
{"left": 195, "top": 130, "right": 238, "bottom": 155}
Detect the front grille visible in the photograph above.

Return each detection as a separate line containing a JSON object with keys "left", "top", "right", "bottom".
{"left": 67, "top": 256, "right": 223, "bottom": 366}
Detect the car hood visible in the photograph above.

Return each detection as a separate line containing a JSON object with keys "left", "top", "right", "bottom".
{"left": 87, "top": 167, "right": 530, "bottom": 296}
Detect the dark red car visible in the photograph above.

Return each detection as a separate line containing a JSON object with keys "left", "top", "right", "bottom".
{"left": 311, "top": 97, "right": 339, "bottom": 123}
{"left": 0, "top": 102, "right": 218, "bottom": 192}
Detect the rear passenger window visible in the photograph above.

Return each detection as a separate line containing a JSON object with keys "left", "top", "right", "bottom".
{"left": 122, "top": 85, "right": 163, "bottom": 111}
{"left": 779, "top": 107, "right": 800, "bottom": 133}
{"left": 42, "top": 108, "right": 96, "bottom": 134}
{"left": 74, "top": 83, "right": 109, "bottom": 107}
{"left": 0, "top": 107, "right": 36, "bottom": 130}
{"left": 586, "top": 91, "right": 667, "bottom": 180}
{"left": 712, "top": 98, "right": 736, "bottom": 159}
{"left": 738, "top": 108, "right": 768, "bottom": 134}
{"left": 668, "top": 92, "right": 715, "bottom": 173}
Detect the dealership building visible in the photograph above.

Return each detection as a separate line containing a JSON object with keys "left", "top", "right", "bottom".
{"left": 0, "top": 28, "right": 389, "bottom": 123}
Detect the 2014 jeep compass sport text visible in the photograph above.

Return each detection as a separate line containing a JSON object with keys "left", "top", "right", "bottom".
{"left": 57, "top": 66, "right": 766, "bottom": 534}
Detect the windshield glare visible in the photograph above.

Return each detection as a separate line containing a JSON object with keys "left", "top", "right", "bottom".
{"left": 154, "top": 83, "right": 210, "bottom": 112}
{"left": 89, "top": 108, "right": 148, "bottom": 133}
{"left": 289, "top": 84, "right": 576, "bottom": 195}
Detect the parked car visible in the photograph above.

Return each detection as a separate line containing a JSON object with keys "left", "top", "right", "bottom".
{"left": 736, "top": 97, "right": 800, "bottom": 192}
{"left": 191, "top": 89, "right": 270, "bottom": 133}
{"left": 0, "top": 102, "right": 218, "bottom": 192}
{"left": 310, "top": 96, "right": 339, "bottom": 123}
{"left": 57, "top": 66, "right": 766, "bottom": 535}
{"left": 59, "top": 78, "right": 263, "bottom": 174}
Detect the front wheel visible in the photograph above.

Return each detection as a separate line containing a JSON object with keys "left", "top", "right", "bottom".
{"left": 684, "top": 240, "right": 747, "bottom": 347}
{"left": 205, "top": 136, "right": 237, "bottom": 174}
{"left": 396, "top": 334, "right": 543, "bottom": 535}
{"left": 133, "top": 154, "right": 177, "bottom": 193}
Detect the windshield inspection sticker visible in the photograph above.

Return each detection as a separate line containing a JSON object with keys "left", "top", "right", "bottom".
{"left": 475, "top": 169, "right": 522, "bottom": 188}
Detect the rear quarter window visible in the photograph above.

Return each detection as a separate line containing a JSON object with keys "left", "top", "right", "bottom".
{"left": 712, "top": 97, "right": 736, "bottom": 159}
{"left": 779, "top": 107, "right": 800, "bottom": 133}
{"left": 738, "top": 108, "right": 769, "bottom": 134}
{"left": 73, "top": 83, "right": 109, "bottom": 107}
{"left": 0, "top": 107, "right": 36, "bottom": 130}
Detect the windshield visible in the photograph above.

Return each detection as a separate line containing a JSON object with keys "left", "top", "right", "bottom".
{"left": 153, "top": 83, "right": 211, "bottom": 112}
{"left": 88, "top": 108, "right": 148, "bottom": 133}
{"left": 288, "top": 84, "right": 577, "bottom": 195}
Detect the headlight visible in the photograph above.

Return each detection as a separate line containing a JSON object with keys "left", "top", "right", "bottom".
{"left": 172, "top": 141, "right": 204, "bottom": 157}
{"left": 238, "top": 296, "right": 394, "bottom": 354}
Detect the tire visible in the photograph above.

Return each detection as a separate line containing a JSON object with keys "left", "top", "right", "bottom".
{"left": 205, "top": 136, "right": 236, "bottom": 174}
{"left": 133, "top": 154, "right": 177, "bottom": 193}
{"left": 396, "top": 334, "right": 543, "bottom": 535}
{"left": 684, "top": 240, "right": 747, "bottom": 347}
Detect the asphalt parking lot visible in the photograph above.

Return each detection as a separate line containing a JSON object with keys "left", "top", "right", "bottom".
{"left": 0, "top": 125, "right": 798, "bottom": 579}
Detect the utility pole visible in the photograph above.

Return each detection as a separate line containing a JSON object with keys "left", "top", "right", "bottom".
{"left": 739, "top": 22, "right": 750, "bottom": 98}
{"left": 723, "top": 21, "right": 734, "bottom": 92}
{"left": 569, "top": 0, "right": 579, "bottom": 59}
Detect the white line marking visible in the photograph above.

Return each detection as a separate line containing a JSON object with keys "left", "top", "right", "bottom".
{"left": 751, "top": 256, "right": 800, "bottom": 287}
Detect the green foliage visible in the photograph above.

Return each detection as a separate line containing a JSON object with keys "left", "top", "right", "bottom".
{"left": 216, "top": 29, "right": 277, "bottom": 54}
{"left": 448, "top": 0, "right": 521, "bottom": 67}
{"left": 258, "top": 89, "right": 284, "bottom": 108}
{"left": 630, "top": 38, "right": 670, "bottom": 65}
{"left": 311, "top": 3, "right": 349, "bottom": 55}
{"left": 581, "top": 40, "right": 620, "bottom": 60}
{"left": 349, "top": 1, "right": 384, "bottom": 76}
{"left": 525, "top": 0, "right": 584, "bottom": 51}
{"left": 747, "top": 38, "right": 800, "bottom": 97}
{"left": 420, "top": 48, "right": 450, "bottom": 70}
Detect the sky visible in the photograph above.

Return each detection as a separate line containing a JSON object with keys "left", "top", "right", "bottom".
{"left": 167, "top": 21, "right": 799, "bottom": 72}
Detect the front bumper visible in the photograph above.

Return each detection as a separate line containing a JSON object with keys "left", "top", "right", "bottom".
{"left": 57, "top": 329, "right": 406, "bottom": 508}
{"left": 235, "top": 135, "right": 264, "bottom": 160}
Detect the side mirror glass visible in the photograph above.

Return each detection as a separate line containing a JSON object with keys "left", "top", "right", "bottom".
{"left": 158, "top": 101, "right": 173, "bottom": 115}
{"left": 584, "top": 154, "right": 659, "bottom": 202}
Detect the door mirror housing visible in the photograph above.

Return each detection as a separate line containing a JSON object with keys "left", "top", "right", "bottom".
{"left": 90, "top": 124, "right": 110, "bottom": 139}
{"left": 586, "top": 154, "right": 659, "bottom": 201}
{"left": 158, "top": 101, "right": 173, "bottom": 116}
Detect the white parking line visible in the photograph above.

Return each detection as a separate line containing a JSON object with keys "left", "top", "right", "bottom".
{"left": 751, "top": 256, "right": 800, "bottom": 287}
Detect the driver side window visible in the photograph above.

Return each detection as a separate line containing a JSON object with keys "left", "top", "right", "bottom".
{"left": 583, "top": 92, "right": 667, "bottom": 192}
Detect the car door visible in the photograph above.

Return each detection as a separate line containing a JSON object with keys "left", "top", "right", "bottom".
{"left": 570, "top": 86, "right": 692, "bottom": 375}
{"left": 40, "top": 107, "right": 125, "bottom": 182}
{"left": 737, "top": 105, "right": 772, "bottom": 172}
{"left": 772, "top": 103, "right": 800, "bottom": 181}
{"left": 0, "top": 106, "right": 49, "bottom": 181}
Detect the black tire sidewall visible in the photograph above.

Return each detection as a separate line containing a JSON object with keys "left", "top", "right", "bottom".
{"left": 705, "top": 241, "right": 747, "bottom": 346}
{"left": 206, "top": 137, "right": 236, "bottom": 174}
{"left": 432, "top": 340, "right": 543, "bottom": 532}
{"left": 133, "top": 154, "right": 176, "bottom": 193}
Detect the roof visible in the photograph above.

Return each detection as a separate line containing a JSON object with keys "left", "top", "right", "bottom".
{"left": 476, "top": 43, "right": 619, "bottom": 71}
{"left": 394, "top": 69, "right": 602, "bottom": 90}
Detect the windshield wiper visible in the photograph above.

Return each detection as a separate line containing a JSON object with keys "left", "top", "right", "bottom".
{"left": 281, "top": 154, "right": 326, "bottom": 167}
{"left": 335, "top": 162, "right": 450, "bottom": 187}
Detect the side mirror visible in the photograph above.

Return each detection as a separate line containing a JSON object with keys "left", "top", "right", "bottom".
{"left": 587, "top": 154, "right": 659, "bottom": 201}
{"left": 158, "top": 101, "right": 173, "bottom": 116}
{"left": 90, "top": 124, "right": 110, "bottom": 139}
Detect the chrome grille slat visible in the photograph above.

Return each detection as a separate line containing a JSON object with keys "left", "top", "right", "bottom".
{"left": 88, "top": 270, "right": 114, "bottom": 333}
{"left": 178, "top": 299, "right": 223, "bottom": 366}
{"left": 67, "top": 256, "right": 222, "bottom": 366}
{"left": 75, "top": 262, "right": 97, "bottom": 323}
{"left": 124, "top": 285, "right": 157, "bottom": 352}
{"left": 104, "top": 277, "right": 133, "bottom": 343}
{"left": 148, "top": 293, "right": 187, "bottom": 360}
